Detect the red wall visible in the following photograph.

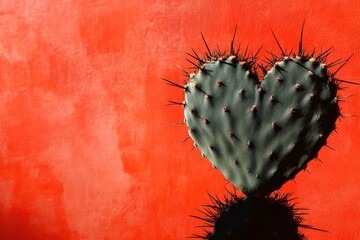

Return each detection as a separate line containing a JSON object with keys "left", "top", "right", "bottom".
{"left": 0, "top": 1, "right": 359, "bottom": 239}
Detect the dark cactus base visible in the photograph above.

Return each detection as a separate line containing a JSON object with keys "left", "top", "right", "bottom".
{"left": 191, "top": 192, "right": 311, "bottom": 240}
{"left": 211, "top": 196, "right": 304, "bottom": 240}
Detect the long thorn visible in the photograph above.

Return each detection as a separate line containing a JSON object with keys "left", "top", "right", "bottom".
{"left": 298, "top": 20, "right": 305, "bottom": 56}
{"left": 289, "top": 59, "right": 313, "bottom": 71}
{"left": 164, "top": 100, "right": 184, "bottom": 106}
{"left": 230, "top": 25, "right": 237, "bottom": 55}
{"left": 271, "top": 29, "right": 286, "bottom": 56}
{"left": 169, "top": 121, "right": 185, "bottom": 126}
{"left": 177, "top": 65, "right": 190, "bottom": 77}
{"left": 254, "top": 44, "right": 263, "bottom": 59}
{"left": 186, "top": 58, "right": 202, "bottom": 69}
{"left": 316, "top": 46, "right": 334, "bottom": 60}
{"left": 299, "top": 224, "right": 330, "bottom": 233}
{"left": 162, "top": 78, "right": 188, "bottom": 91}
{"left": 200, "top": 32, "right": 212, "bottom": 57}
{"left": 330, "top": 54, "right": 353, "bottom": 77}
{"left": 243, "top": 44, "right": 249, "bottom": 59}
{"left": 326, "top": 58, "right": 343, "bottom": 68}
{"left": 182, "top": 136, "right": 190, "bottom": 143}
{"left": 186, "top": 52, "right": 204, "bottom": 64}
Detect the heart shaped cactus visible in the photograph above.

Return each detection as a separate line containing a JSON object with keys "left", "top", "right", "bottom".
{"left": 184, "top": 54, "right": 339, "bottom": 196}
{"left": 165, "top": 29, "right": 350, "bottom": 196}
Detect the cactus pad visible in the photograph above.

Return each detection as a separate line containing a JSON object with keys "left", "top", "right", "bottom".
{"left": 183, "top": 44, "right": 340, "bottom": 196}
{"left": 190, "top": 191, "right": 308, "bottom": 240}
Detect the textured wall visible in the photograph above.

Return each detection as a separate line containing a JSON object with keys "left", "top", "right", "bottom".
{"left": 0, "top": 1, "right": 359, "bottom": 239}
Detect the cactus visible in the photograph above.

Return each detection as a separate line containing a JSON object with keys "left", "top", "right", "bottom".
{"left": 164, "top": 25, "right": 354, "bottom": 239}
{"left": 178, "top": 30, "right": 344, "bottom": 197}
{"left": 190, "top": 191, "right": 308, "bottom": 240}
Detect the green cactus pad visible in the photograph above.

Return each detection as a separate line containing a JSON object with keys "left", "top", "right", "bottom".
{"left": 184, "top": 56, "right": 339, "bottom": 196}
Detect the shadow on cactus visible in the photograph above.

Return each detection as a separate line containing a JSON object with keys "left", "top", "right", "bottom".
{"left": 164, "top": 23, "right": 356, "bottom": 240}
{"left": 188, "top": 190, "right": 325, "bottom": 240}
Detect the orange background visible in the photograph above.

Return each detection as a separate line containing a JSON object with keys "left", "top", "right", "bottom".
{"left": 0, "top": 1, "right": 359, "bottom": 239}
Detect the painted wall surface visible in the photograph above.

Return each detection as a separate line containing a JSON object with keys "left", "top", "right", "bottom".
{"left": 0, "top": 1, "right": 359, "bottom": 239}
